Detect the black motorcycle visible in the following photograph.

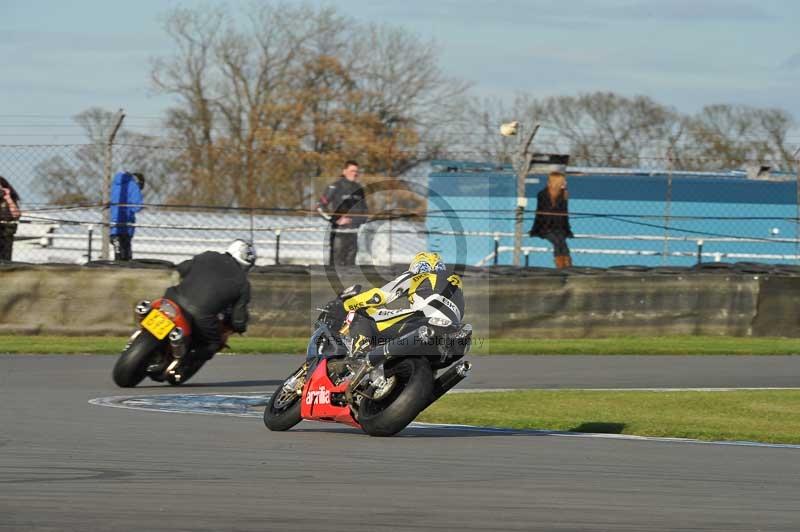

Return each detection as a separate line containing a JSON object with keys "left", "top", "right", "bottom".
{"left": 264, "top": 288, "right": 472, "bottom": 436}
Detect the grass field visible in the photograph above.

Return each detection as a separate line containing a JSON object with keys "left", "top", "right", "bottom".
{"left": 418, "top": 389, "right": 800, "bottom": 444}
{"left": 1, "top": 334, "right": 800, "bottom": 355}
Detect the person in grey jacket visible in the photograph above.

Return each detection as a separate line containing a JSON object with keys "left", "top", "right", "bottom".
{"left": 317, "top": 160, "right": 368, "bottom": 266}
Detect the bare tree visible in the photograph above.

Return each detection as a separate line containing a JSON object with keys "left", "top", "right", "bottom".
{"left": 34, "top": 108, "right": 172, "bottom": 205}
{"left": 515, "top": 92, "right": 682, "bottom": 168}
{"left": 462, "top": 93, "right": 798, "bottom": 173}
{"left": 680, "top": 104, "right": 797, "bottom": 171}
{"left": 459, "top": 92, "right": 682, "bottom": 168}
{"left": 149, "top": 2, "right": 470, "bottom": 210}
{"left": 450, "top": 96, "right": 521, "bottom": 163}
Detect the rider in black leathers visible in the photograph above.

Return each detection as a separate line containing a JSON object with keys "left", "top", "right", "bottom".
{"left": 161, "top": 239, "right": 255, "bottom": 380}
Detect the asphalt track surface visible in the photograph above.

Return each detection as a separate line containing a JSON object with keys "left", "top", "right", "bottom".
{"left": 2, "top": 354, "right": 799, "bottom": 531}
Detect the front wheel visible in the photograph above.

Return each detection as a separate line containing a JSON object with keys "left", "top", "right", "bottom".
{"left": 358, "top": 357, "right": 433, "bottom": 437}
{"left": 263, "top": 365, "right": 307, "bottom": 431}
{"left": 112, "top": 331, "right": 162, "bottom": 388}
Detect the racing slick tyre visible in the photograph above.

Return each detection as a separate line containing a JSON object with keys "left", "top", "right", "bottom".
{"left": 112, "top": 332, "right": 161, "bottom": 388}
{"left": 358, "top": 357, "right": 434, "bottom": 437}
{"left": 264, "top": 366, "right": 306, "bottom": 431}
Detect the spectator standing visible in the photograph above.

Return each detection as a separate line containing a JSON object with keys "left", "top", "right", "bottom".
{"left": 0, "top": 176, "right": 21, "bottom": 261}
{"left": 317, "top": 160, "right": 368, "bottom": 266}
{"left": 529, "top": 171, "right": 573, "bottom": 269}
{"left": 110, "top": 171, "right": 144, "bottom": 261}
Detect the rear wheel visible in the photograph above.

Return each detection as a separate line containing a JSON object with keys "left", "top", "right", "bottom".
{"left": 358, "top": 357, "right": 433, "bottom": 437}
{"left": 264, "top": 365, "right": 307, "bottom": 431}
{"left": 112, "top": 332, "right": 162, "bottom": 388}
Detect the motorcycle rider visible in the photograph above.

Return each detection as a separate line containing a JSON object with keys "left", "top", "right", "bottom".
{"left": 155, "top": 239, "right": 256, "bottom": 381}
{"left": 338, "top": 252, "right": 464, "bottom": 355}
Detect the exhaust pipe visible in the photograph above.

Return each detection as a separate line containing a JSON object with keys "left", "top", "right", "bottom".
{"left": 168, "top": 327, "right": 186, "bottom": 358}
{"left": 134, "top": 300, "right": 152, "bottom": 319}
{"left": 422, "top": 360, "right": 471, "bottom": 410}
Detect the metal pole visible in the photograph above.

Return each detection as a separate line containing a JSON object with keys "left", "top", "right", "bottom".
{"left": 87, "top": 225, "right": 93, "bottom": 262}
{"left": 512, "top": 124, "right": 540, "bottom": 266}
{"left": 696, "top": 239, "right": 704, "bottom": 265}
{"left": 663, "top": 148, "right": 673, "bottom": 265}
{"left": 493, "top": 235, "right": 500, "bottom": 266}
{"left": 795, "top": 148, "right": 800, "bottom": 265}
{"left": 249, "top": 207, "right": 255, "bottom": 247}
{"left": 524, "top": 250, "right": 529, "bottom": 267}
{"left": 101, "top": 109, "right": 125, "bottom": 260}
{"left": 275, "top": 229, "right": 281, "bottom": 265}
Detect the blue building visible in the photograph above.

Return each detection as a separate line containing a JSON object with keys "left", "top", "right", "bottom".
{"left": 426, "top": 161, "right": 799, "bottom": 268}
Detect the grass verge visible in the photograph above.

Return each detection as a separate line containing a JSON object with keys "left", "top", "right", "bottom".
{"left": 0, "top": 336, "right": 306, "bottom": 354}
{"left": 1, "top": 335, "right": 800, "bottom": 355}
{"left": 417, "top": 389, "right": 800, "bottom": 444}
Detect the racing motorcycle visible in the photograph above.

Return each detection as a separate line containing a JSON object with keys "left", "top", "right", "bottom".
{"left": 263, "top": 288, "right": 472, "bottom": 436}
{"left": 112, "top": 297, "right": 230, "bottom": 387}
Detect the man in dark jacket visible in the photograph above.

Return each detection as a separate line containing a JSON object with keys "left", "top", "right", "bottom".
{"left": 161, "top": 240, "right": 256, "bottom": 381}
{"left": 317, "top": 160, "right": 368, "bottom": 266}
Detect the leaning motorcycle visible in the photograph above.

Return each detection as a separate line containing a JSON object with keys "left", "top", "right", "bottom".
{"left": 264, "top": 294, "right": 472, "bottom": 437}
{"left": 112, "top": 297, "right": 229, "bottom": 387}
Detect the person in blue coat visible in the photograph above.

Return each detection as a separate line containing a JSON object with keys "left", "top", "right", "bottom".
{"left": 110, "top": 171, "right": 144, "bottom": 260}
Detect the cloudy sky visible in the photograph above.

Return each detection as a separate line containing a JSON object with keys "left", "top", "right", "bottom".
{"left": 2, "top": 0, "right": 799, "bottom": 143}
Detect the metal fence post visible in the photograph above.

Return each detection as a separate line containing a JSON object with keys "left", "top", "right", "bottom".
{"left": 87, "top": 225, "right": 93, "bottom": 262}
{"left": 696, "top": 239, "right": 704, "bottom": 265}
{"left": 101, "top": 109, "right": 125, "bottom": 260}
{"left": 493, "top": 234, "right": 500, "bottom": 266}
{"left": 795, "top": 148, "right": 800, "bottom": 264}
{"left": 663, "top": 148, "right": 674, "bottom": 265}
{"left": 507, "top": 122, "right": 540, "bottom": 267}
{"left": 274, "top": 229, "right": 281, "bottom": 265}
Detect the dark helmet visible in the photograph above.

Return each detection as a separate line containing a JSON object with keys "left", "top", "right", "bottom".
{"left": 131, "top": 172, "right": 145, "bottom": 190}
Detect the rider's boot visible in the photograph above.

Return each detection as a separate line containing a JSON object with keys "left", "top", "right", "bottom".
{"left": 169, "top": 345, "right": 215, "bottom": 384}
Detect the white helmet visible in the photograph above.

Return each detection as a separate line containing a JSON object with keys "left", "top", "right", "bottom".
{"left": 227, "top": 239, "right": 257, "bottom": 269}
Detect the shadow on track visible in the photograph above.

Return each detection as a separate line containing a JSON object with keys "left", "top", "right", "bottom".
{"left": 179, "top": 379, "right": 284, "bottom": 388}
{"left": 570, "top": 422, "right": 626, "bottom": 434}
{"left": 287, "top": 425, "right": 560, "bottom": 439}
{"left": 134, "top": 379, "right": 283, "bottom": 389}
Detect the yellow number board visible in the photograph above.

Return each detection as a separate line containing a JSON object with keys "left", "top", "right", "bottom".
{"left": 141, "top": 308, "right": 175, "bottom": 340}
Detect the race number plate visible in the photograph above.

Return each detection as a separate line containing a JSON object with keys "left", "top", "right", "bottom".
{"left": 141, "top": 309, "right": 175, "bottom": 340}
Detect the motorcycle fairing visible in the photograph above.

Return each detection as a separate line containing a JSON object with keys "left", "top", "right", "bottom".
{"left": 150, "top": 297, "right": 193, "bottom": 338}
{"left": 300, "top": 359, "right": 361, "bottom": 429}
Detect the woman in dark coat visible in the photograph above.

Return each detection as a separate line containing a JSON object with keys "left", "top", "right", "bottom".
{"left": 0, "top": 176, "right": 21, "bottom": 261}
{"left": 529, "top": 171, "right": 573, "bottom": 268}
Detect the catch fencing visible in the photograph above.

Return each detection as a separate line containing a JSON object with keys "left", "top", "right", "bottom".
{"left": 2, "top": 143, "right": 799, "bottom": 268}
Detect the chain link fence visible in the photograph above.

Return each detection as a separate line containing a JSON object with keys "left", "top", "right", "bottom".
{"left": 2, "top": 143, "right": 799, "bottom": 267}
{"left": 426, "top": 155, "right": 800, "bottom": 268}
